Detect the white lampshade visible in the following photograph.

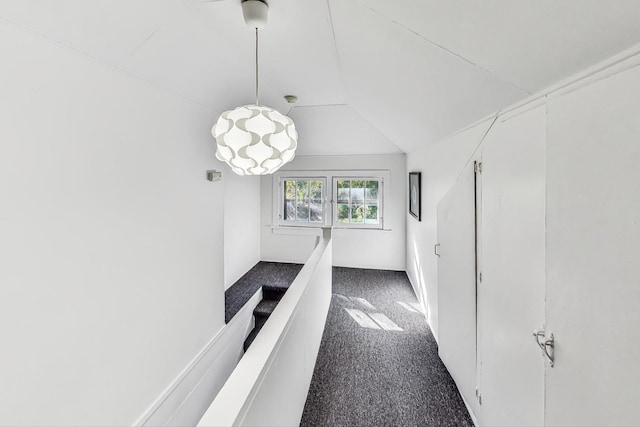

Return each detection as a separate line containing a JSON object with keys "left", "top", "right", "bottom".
{"left": 212, "top": 104, "right": 298, "bottom": 176}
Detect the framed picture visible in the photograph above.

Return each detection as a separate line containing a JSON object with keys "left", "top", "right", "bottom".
{"left": 409, "top": 172, "right": 421, "bottom": 221}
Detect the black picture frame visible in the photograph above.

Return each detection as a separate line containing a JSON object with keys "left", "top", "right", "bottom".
{"left": 409, "top": 172, "right": 421, "bottom": 221}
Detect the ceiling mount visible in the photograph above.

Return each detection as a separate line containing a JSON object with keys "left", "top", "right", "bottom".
{"left": 242, "top": 0, "right": 268, "bottom": 29}
{"left": 284, "top": 95, "right": 298, "bottom": 104}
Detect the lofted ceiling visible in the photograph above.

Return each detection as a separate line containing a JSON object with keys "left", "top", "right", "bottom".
{"left": 2, "top": 0, "right": 640, "bottom": 154}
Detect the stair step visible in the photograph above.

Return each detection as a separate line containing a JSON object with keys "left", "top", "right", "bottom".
{"left": 253, "top": 299, "right": 279, "bottom": 318}
{"left": 244, "top": 288, "right": 289, "bottom": 352}
{"left": 243, "top": 325, "right": 262, "bottom": 352}
{"left": 254, "top": 315, "right": 268, "bottom": 330}
{"left": 262, "top": 285, "right": 288, "bottom": 301}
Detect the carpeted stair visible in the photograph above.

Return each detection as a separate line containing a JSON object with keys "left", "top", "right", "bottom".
{"left": 225, "top": 262, "right": 303, "bottom": 324}
{"left": 243, "top": 285, "right": 288, "bottom": 351}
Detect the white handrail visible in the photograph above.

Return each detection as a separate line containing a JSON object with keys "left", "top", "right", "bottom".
{"left": 198, "top": 228, "right": 332, "bottom": 427}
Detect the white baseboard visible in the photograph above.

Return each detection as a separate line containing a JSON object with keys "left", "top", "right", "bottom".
{"left": 134, "top": 289, "right": 262, "bottom": 427}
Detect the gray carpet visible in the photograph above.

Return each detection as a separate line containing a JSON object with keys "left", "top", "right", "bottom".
{"left": 225, "top": 261, "right": 303, "bottom": 323}
{"left": 301, "top": 267, "right": 473, "bottom": 427}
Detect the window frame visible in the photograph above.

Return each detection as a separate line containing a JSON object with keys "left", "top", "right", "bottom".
{"left": 332, "top": 176, "right": 384, "bottom": 230}
{"left": 272, "top": 169, "right": 389, "bottom": 230}
{"left": 276, "top": 176, "right": 329, "bottom": 228}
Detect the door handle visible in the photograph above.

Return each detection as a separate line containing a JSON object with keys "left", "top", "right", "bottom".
{"left": 434, "top": 243, "right": 441, "bottom": 257}
{"left": 532, "top": 330, "right": 555, "bottom": 367}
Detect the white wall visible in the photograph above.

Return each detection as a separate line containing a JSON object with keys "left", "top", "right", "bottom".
{"left": 0, "top": 19, "right": 249, "bottom": 426}
{"left": 407, "top": 47, "right": 640, "bottom": 425}
{"left": 224, "top": 173, "right": 261, "bottom": 290}
{"left": 406, "top": 123, "right": 490, "bottom": 339}
{"left": 138, "top": 290, "right": 260, "bottom": 427}
{"left": 261, "top": 154, "right": 406, "bottom": 271}
{"left": 544, "top": 62, "right": 640, "bottom": 426}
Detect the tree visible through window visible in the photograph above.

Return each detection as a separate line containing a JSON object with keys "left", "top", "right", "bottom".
{"left": 336, "top": 179, "right": 380, "bottom": 225}
{"left": 283, "top": 179, "right": 324, "bottom": 223}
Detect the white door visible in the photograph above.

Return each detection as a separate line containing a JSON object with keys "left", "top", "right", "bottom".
{"left": 545, "top": 66, "right": 640, "bottom": 426}
{"left": 477, "top": 106, "right": 546, "bottom": 426}
{"left": 437, "top": 161, "right": 478, "bottom": 415}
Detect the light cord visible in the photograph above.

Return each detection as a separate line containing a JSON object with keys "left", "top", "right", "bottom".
{"left": 255, "top": 28, "right": 259, "bottom": 106}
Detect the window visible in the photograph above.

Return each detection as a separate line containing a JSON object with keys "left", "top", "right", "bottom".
{"left": 280, "top": 178, "right": 326, "bottom": 226}
{"left": 273, "top": 170, "right": 387, "bottom": 230}
{"left": 333, "top": 178, "right": 382, "bottom": 229}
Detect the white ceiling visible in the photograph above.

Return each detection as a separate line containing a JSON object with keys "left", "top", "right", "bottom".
{"left": 289, "top": 104, "right": 402, "bottom": 155}
{"left": 2, "top": 0, "right": 640, "bottom": 154}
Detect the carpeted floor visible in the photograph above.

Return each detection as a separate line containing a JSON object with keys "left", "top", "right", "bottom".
{"left": 225, "top": 261, "right": 303, "bottom": 323}
{"left": 301, "top": 267, "right": 473, "bottom": 427}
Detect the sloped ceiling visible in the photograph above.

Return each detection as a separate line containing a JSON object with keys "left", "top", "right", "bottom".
{"left": 2, "top": 0, "right": 640, "bottom": 154}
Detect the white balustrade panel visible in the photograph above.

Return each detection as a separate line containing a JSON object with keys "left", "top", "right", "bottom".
{"left": 198, "top": 229, "right": 332, "bottom": 427}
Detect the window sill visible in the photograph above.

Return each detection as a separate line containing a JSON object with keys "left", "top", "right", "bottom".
{"left": 271, "top": 226, "right": 324, "bottom": 236}
{"left": 270, "top": 226, "right": 392, "bottom": 236}
{"left": 332, "top": 227, "right": 392, "bottom": 232}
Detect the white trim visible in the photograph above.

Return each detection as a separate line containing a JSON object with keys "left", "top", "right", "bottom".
{"left": 133, "top": 290, "right": 262, "bottom": 427}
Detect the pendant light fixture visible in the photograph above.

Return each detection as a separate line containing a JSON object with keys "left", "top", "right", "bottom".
{"left": 212, "top": 0, "right": 298, "bottom": 176}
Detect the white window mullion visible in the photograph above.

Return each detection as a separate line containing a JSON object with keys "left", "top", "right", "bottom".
{"left": 348, "top": 180, "right": 352, "bottom": 225}
{"left": 307, "top": 181, "right": 311, "bottom": 222}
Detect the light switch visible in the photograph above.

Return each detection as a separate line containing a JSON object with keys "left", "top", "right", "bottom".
{"left": 206, "top": 170, "right": 222, "bottom": 182}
